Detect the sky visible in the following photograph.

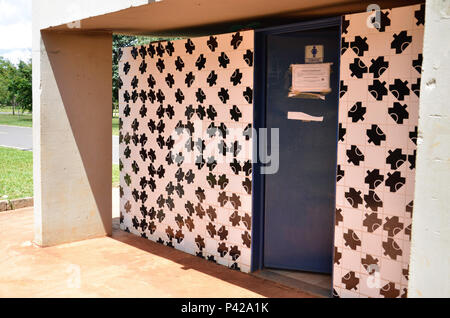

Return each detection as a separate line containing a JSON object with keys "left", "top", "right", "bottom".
{"left": 0, "top": 0, "right": 32, "bottom": 64}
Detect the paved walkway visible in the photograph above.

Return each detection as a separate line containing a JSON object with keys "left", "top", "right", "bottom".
{"left": 0, "top": 207, "right": 314, "bottom": 298}
{"left": 0, "top": 125, "right": 119, "bottom": 164}
{"left": 0, "top": 125, "right": 33, "bottom": 151}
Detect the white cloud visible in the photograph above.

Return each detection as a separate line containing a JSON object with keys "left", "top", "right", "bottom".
{"left": 0, "top": 0, "right": 32, "bottom": 63}
{"left": 1, "top": 49, "right": 31, "bottom": 64}
{"left": 0, "top": 22, "right": 32, "bottom": 50}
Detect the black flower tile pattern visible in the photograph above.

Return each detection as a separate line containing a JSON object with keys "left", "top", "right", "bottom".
{"left": 119, "top": 31, "right": 254, "bottom": 273}
{"left": 335, "top": 5, "right": 423, "bottom": 298}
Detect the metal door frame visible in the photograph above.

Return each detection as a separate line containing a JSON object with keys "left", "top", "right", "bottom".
{"left": 251, "top": 16, "right": 342, "bottom": 272}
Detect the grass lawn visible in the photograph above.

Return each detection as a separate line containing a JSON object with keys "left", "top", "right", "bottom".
{"left": 112, "top": 117, "right": 119, "bottom": 136}
{"left": 0, "top": 147, "right": 33, "bottom": 200}
{"left": 0, "top": 113, "right": 120, "bottom": 136}
{"left": 112, "top": 164, "right": 120, "bottom": 188}
{"left": 0, "top": 113, "right": 33, "bottom": 128}
{"left": 0, "top": 106, "right": 31, "bottom": 114}
{"left": 0, "top": 146, "right": 120, "bottom": 200}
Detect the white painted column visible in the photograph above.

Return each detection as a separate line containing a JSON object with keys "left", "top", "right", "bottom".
{"left": 409, "top": 0, "right": 450, "bottom": 298}
{"left": 33, "top": 30, "right": 113, "bottom": 246}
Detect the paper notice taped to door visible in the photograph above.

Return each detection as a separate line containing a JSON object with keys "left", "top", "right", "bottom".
{"left": 288, "top": 112, "right": 324, "bottom": 122}
{"left": 290, "top": 63, "right": 332, "bottom": 94}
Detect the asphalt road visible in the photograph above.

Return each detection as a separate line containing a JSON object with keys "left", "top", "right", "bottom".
{"left": 0, "top": 125, "right": 120, "bottom": 165}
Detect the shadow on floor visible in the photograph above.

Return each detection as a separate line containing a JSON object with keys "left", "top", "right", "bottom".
{"left": 111, "top": 217, "right": 315, "bottom": 298}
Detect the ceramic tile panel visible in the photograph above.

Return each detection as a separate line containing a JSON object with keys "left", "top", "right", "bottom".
{"left": 118, "top": 31, "right": 254, "bottom": 273}
{"left": 334, "top": 4, "right": 424, "bottom": 298}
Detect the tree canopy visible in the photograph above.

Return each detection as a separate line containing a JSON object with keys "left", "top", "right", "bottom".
{"left": 0, "top": 57, "right": 32, "bottom": 114}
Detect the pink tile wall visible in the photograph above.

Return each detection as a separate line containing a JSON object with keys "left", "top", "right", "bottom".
{"left": 334, "top": 4, "right": 424, "bottom": 298}
{"left": 118, "top": 31, "right": 254, "bottom": 273}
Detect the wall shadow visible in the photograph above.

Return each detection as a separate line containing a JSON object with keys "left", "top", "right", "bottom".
{"left": 111, "top": 217, "right": 315, "bottom": 298}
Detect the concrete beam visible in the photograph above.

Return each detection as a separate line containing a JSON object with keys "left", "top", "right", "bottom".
{"left": 43, "top": 0, "right": 422, "bottom": 36}
{"left": 33, "top": 31, "right": 112, "bottom": 246}
{"left": 409, "top": 0, "right": 450, "bottom": 298}
{"left": 34, "top": 0, "right": 149, "bottom": 30}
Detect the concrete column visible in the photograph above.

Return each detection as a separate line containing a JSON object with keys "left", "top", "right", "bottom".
{"left": 33, "top": 31, "right": 112, "bottom": 246}
{"left": 408, "top": 0, "right": 450, "bottom": 298}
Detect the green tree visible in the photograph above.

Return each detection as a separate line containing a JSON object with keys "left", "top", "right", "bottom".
{"left": 0, "top": 57, "right": 15, "bottom": 108}
{"left": 0, "top": 58, "right": 32, "bottom": 114}
{"left": 8, "top": 60, "right": 32, "bottom": 114}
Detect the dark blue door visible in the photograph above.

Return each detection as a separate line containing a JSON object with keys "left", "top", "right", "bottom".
{"left": 264, "top": 27, "right": 340, "bottom": 273}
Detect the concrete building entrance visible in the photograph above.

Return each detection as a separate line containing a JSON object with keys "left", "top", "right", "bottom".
{"left": 32, "top": 0, "right": 450, "bottom": 298}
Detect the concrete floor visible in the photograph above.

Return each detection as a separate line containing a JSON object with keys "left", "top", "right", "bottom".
{"left": 254, "top": 269, "right": 332, "bottom": 298}
{"left": 270, "top": 269, "right": 331, "bottom": 290}
{"left": 0, "top": 206, "right": 315, "bottom": 298}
